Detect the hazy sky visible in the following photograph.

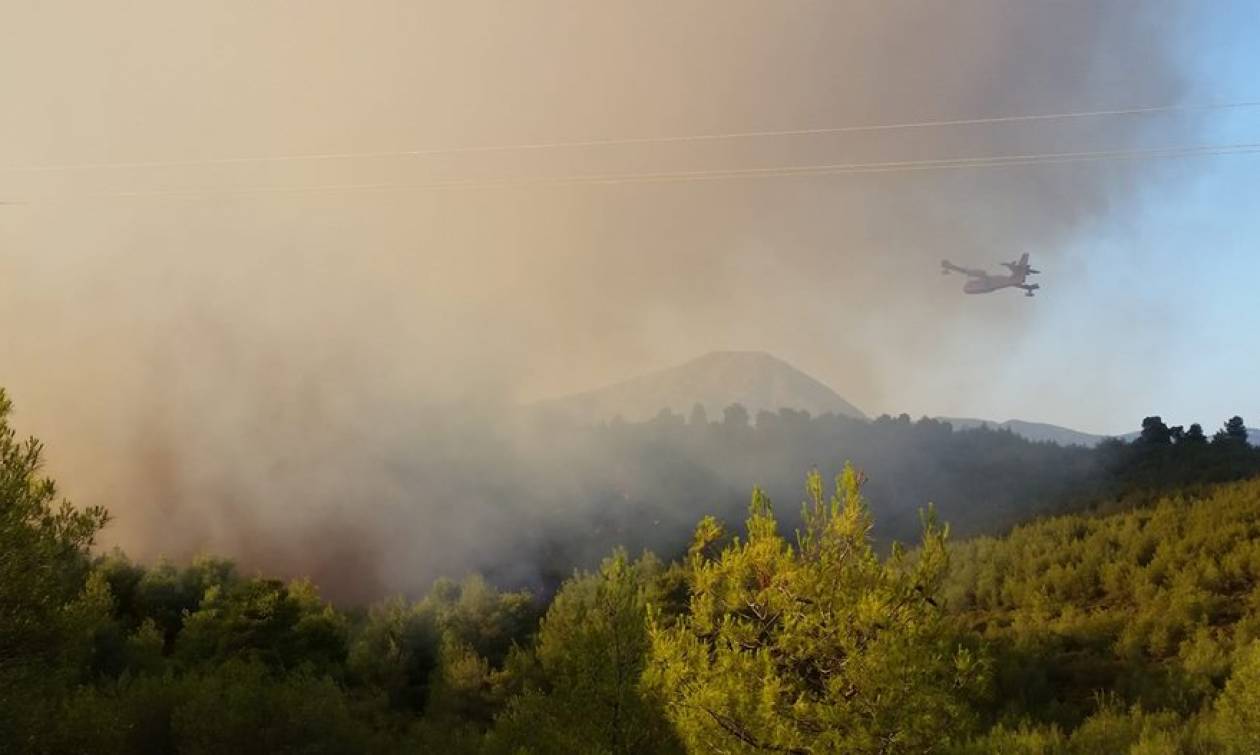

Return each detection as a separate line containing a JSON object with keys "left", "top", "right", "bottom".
{"left": 3, "top": 1, "right": 1259, "bottom": 565}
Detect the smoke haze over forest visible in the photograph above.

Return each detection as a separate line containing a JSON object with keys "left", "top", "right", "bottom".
{"left": 3, "top": 1, "right": 1259, "bottom": 597}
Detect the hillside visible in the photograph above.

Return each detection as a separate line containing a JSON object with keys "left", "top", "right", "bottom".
{"left": 533, "top": 350, "right": 866, "bottom": 424}
{"left": 8, "top": 385, "right": 1260, "bottom": 753}
{"left": 945, "top": 476, "right": 1260, "bottom": 749}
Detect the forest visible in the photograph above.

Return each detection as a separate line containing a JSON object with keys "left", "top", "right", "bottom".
{"left": 4, "top": 386, "right": 1260, "bottom": 754}
{"left": 504, "top": 407, "right": 1259, "bottom": 594}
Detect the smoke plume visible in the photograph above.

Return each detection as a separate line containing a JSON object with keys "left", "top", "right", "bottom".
{"left": 0, "top": 1, "right": 1218, "bottom": 599}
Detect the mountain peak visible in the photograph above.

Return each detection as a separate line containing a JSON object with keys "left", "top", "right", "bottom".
{"left": 535, "top": 352, "right": 866, "bottom": 424}
{"left": 693, "top": 349, "right": 777, "bottom": 362}
{"left": 687, "top": 350, "right": 799, "bottom": 371}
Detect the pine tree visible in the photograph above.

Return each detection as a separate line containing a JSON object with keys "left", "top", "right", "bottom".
{"left": 490, "top": 551, "right": 683, "bottom": 754}
{"left": 0, "top": 389, "right": 111, "bottom": 747}
{"left": 646, "top": 465, "right": 985, "bottom": 754}
{"left": 1225, "top": 416, "right": 1248, "bottom": 444}
{"left": 1140, "top": 416, "right": 1172, "bottom": 445}
{"left": 722, "top": 403, "right": 751, "bottom": 428}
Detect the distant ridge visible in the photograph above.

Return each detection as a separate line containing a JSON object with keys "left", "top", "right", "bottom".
{"left": 937, "top": 417, "right": 1106, "bottom": 447}
{"left": 940, "top": 417, "right": 1260, "bottom": 447}
{"left": 534, "top": 350, "right": 866, "bottom": 424}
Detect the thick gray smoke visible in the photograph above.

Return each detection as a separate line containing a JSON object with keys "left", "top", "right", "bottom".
{"left": 0, "top": 1, "right": 1217, "bottom": 599}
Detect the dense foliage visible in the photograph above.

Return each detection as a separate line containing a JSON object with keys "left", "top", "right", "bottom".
{"left": 4, "top": 388, "right": 1260, "bottom": 753}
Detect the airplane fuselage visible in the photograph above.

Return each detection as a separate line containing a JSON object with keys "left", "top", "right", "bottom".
{"left": 963, "top": 272, "right": 1025, "bottom": 294}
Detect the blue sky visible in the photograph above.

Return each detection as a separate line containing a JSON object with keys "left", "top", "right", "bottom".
{"left": 924, "top": 4, "right": 1260, "bottom": 435}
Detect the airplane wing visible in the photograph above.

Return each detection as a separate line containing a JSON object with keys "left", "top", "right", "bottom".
{"left": 1002, "top": 253, "right": 1040, "bottom": 275}
{"left": 941, "top": 260, "right": 988, "bottom": 278}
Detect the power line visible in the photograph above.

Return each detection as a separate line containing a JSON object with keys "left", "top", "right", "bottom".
{"left": 10, "top": 140, "right": 1255, "bottom": 203}
{"left": 5, "top": 99, "right": 1260, "bottom": 174}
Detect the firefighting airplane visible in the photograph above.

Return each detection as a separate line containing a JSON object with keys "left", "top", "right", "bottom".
{"left": 941, "top": 253, "right": 1041, "bottom": 297}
